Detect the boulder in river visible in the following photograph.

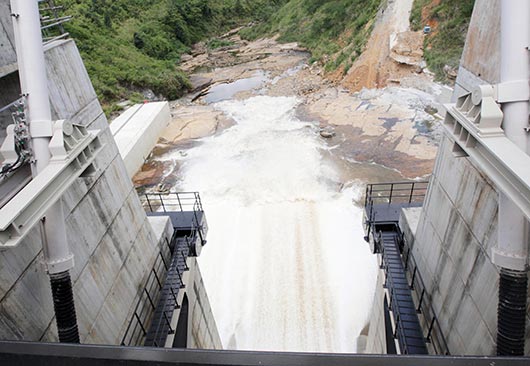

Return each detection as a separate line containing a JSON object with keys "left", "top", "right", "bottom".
{"left": 320, "top": 127, "right": 336, "bottom": 138}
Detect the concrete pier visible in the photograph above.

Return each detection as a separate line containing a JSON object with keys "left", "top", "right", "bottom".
{"left": 385, "top": 0, "right": 530, "bottom": 355}
{"left": 0, "top": 37, "right": 162, "bottom": 344}
{"left": 0, "top": 3, "right": 221, "bottom": 348}
{"left": 110, "top": 102, "right": 171, "bottom": 178}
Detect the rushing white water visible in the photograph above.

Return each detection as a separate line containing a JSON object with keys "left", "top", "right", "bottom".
{"left": 172, "top": 96, "right": 378, "bottom": 352}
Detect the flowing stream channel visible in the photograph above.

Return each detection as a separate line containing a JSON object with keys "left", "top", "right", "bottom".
{"left": 171, "top": 95, "right": 378, "bottom": 352}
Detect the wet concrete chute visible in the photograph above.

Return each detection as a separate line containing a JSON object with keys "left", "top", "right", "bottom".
{"left": 132, "top": 8, "right": 447, "bottom": 352}
{"left": 3, "top": 0, "right": 530, "bottom": 363}
{"left": 171, "top": 95, "right": 378, "bottom": 352}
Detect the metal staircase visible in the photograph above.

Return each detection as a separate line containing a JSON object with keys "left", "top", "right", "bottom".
{"left": 121, "top": 192, "right": 208, "bottom": 347}
{"left": 378, "top": 228, "right": 427, "bottom": 354}
{"left": 364, "top": 181, "right": 430, "bottom": 354}
{"left": 144, "top": 234, "right": 191, "bottom": 347}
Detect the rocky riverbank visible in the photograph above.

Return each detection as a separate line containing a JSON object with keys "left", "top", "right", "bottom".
{"left": 132, "top": 32, "right": 447, "bottom": 189}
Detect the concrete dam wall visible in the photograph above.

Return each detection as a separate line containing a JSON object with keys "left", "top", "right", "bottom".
{"left": 0, "top": 36, "right": 161, "bottom": 344}
{"left": 0, "top": 1, "right": 220, "bottom": 349}
{"left": 411, "top": 0, "right": 530, "bottom": 355}
{"left": 366, "top": 0, "right": 530, "bottom": 356}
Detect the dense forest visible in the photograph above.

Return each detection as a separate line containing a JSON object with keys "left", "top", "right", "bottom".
{"left": 60, "top": 0, "right": 473, "bottom": 113}
{"left": 60, "top": 0, "right": 287, "bottom": 113}
{"left": 240, "top": 0, "right": 382, "bottom": 74}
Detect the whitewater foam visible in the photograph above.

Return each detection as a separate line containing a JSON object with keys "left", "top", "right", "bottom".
{"left": 171, "top": 96, "right": 377, "bottom": 352}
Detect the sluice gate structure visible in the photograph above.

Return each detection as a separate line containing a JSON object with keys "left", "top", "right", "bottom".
{"left": 363, "top": 182, "right": 432, "bottom": 355}
{"left": 364, "top": 0, "right": 530, "bottom": 358}
{"left": 0, "top": 0, "right": 220, "bottom": 350}
{"left": 0, "top": 0, "right": 529, "bottom": 364}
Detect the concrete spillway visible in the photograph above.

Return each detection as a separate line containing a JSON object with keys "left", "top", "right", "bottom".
{"left": 171, "top": 96, "right": 378, "bottom": 352}
{"left": 110, "top": 102, "right": 170, "bottom": 178}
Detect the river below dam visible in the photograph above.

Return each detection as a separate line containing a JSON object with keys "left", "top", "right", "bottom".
{"left": 171, "top": 95, "right": 377, "bottom": 352}
{"left": 133, "top": 35, "right": 446, "bottom": 352}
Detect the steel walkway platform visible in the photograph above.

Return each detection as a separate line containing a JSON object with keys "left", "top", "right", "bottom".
{"left": 121, "top": 192, "right": 207, "bottom": 347}
{"left": 144, "top": 235, "right": 192, "bottom": 347}
{"left": 141, "top": 192, "right": 208, "bottom": 347}
{"left": 363, "top": 182, "right": 429, "bottom": 355}
{"left": 380, "top": 230, "right": 427, "bottom": 354}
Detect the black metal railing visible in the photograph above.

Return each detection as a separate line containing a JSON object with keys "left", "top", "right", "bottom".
{"left": 141, "top": 192, "right": 206, "bottom": 246}
{"left": 121, "top": 238, "right": 172, "bottom": 347}
{"left": 39, "top": 0, "right": 71, "bottom": 45}
{"left": 376, "top": 225, "right": 451, "bottom": 356}
{"left": 379, "top": 231, "right": 409, "bottom": 353}
{"left": 145, "top": 234, "right": 192, "bottom": 347}
{"left": 378, "top": 229, "right": 426, "bottom": 355}
{"left": 141, "top": 192, "right": 203, "bottom": 214}
{"left": 364, "top": 181, "right": 429, "bottom": 207}
{"left": 124, "top": 192, "right": 205, "bottom": 346}
{"left": 0, "top": 97, "right": 25, "bottom": 115}
{"left": 400, "top": 232, "right": 450, "bottom": 355}
{"left": 364, "top": 181, "right": 429, "bottom": 242}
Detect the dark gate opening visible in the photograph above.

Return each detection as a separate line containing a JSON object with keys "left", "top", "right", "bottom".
{"left": 173, "top": 294, "right": 189, "bottom": 348}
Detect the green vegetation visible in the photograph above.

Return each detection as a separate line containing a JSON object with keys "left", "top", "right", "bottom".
{"left": 240, "top": 0, "right": 383, "bottom": 74}
{"left": 60, "top": 0, "right": 387, "bottom": 113}
{"left": 207, "top": 38, "right": 235, "bottom": 50}
{"left": 58, "top": 0, "right": 474, "bottom": 113}
{"left": 60, "top": 0, "right": 286, "bottom": 114}
{"left": 410, "top": 0, "right": 475, "bottom": 82}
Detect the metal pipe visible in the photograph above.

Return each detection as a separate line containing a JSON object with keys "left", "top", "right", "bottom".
{"left": 49, "top": 271, "right": 80, "bottom": 343}
{"left": 494, "top": 0, "right": 530, "bottom": 271}
{"left": 494, "top": 0, "right": 530, "bottom": 356}
{"left": 10, "top": 0, "right": 74, "bottom": 272}
{"left": 0, "top": 97, "right": 25, "bottom": 114}
{"left": 497, "top": 268, "right": 528, "bottom": 356}
{"left": 10, "top": 0, "right": 52, "bottom": 174}
{"left": 10, "top": 0, "right": 78, "bottom": 343}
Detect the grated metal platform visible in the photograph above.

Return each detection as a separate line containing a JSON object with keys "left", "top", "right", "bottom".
{"left": 130, "top": 192, "right": 207, "bottom": 347}
{"left": 364, "top": 182, "right": 429, "bottom": 355}
{"left": 144, "top": 235, "right": 192, "bottom": 347}
{"left": 380, "top": 230, "right": 427, "bottom": 354}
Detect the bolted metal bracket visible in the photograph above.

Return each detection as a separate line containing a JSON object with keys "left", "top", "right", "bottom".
{"left": 0, "top": 125, "right": 19, "bottom": 165}
{"left": 443, "top": 86, "right": 530, "bottom": 221}
{"left": 0, "top": 122, "right": 104, "bottom": 248}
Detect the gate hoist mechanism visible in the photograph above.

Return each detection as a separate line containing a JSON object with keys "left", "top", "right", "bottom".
{"left": 0, "top": 121, "right": 103, "bottom": 248}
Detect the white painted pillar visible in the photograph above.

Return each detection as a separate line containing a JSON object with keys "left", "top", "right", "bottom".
{"left": 493, "top": 0, "right": 530, "bottom": 271}
{"left": 10, "top": 0, "right": 73, "bottom": 274}
{"left": 10, "top": 0, "right": 52, "bottom": 173}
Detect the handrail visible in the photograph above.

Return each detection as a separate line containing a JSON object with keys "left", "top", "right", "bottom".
{"left": 364, "top": 182, "right": 429, "bottom": 232}
{"left": 380, "top": 229, "right": 415, "bottom": 354}
{"left": 365, "top": 181, "right": 429, "bottom": 204}
{"left": 121, "top": 226, "right": 199, "bottom": 347}
{"left": 146, "top": 231, "right": 194, "bottom": 347}
{"left": 132, "top": 191, "right": 205, "bottom": 346}
{"left": 39, "top": 0, "right": 70, "bottom": 45}
{"left": 364, "top": 181, "right": 448, "bottom": 355}
{"left": 141, "top": 192, "right": 204, "bottom": 214}
{"left": 121, "top": 240, "right": 172, "bottom": 346}
{"left": 0, "top": 97, "right": 25, "bottom": 115}
{"left": 378, "top": 223, "right": 450, "bottom": 355}
{"left": 401, "top": 231, "right": 450, "bottom": 355}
